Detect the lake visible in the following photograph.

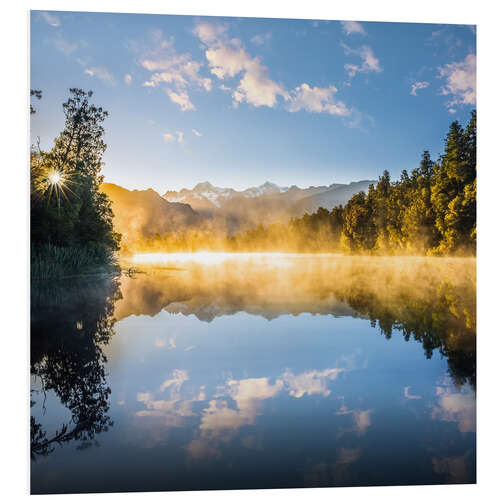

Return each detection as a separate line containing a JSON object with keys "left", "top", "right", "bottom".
{"left": 30, "top": 254, "right": 476, "bottom": 494}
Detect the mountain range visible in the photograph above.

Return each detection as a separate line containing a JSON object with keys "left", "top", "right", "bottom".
{"left": 101, "top": 179, "right": 376, "bottom": 246}
{"left": 163, "top": 180, "right": 375, "bottom": 228}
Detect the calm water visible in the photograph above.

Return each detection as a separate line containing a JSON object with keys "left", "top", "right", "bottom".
{"left": 30, "top": 255, "right": 476, "bottom": 494}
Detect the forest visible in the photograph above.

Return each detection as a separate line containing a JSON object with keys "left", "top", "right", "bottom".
{"left": 138, "top": 110, "right": 476, "bottom": 256}
{"left": 31, "top": 88, "right": 476, "bottom": 281}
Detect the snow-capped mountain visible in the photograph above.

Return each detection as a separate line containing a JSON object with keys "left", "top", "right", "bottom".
{"left": 241, "top": 181, "right": 289, "bottom": 198}
{"left": 163, "top": 179, "right": 375, "bottom": 233}
{"left": 101, "top": 179, "right": 376, "bottom": 245}
{"left": 163, "top": 181, "right": 289, "bottom": 210}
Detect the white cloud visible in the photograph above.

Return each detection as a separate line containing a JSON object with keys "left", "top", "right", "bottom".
{"left": 287, "top": 83, "right": 350, "bottom": 116}
{"left": 342, "top": 43, "right": 382, "bottom": 79}
{"left": 192, "top": 129, "right": 203, "bottom": 137}
{"left": 54, "top": 36, "right": 77, "bottom": 55}
{"left": 341, "top": 21, "right": 366, "bottom": 36}
{"left": 40, "top": 12, "right": 61, "bottom": 27}
{"left": 166, "top": 89, "right": 196, "bottom": 111}
{"left": 438, "top": 53, "right": 476, "bottom": 112}
{"left": 193, "top": 22, "right": 228, "bottom": 44}
{"left": 142, "top": 56, "right": 212, "bottom": 93}
{"left": 205, "top": 43, "right": 288, "bottom": 108}
{"left": 160, "top": 369, "right": 189, "bottom": 392}
{"left": 236, "top": 59, "right": 289, "bottom": 107}
{"left": 205, "top": 45, "right": 248, "bottom": 79}
{"left": 140, "top": 29, "right": 212, "bottom": 111}
{"left": 410, "top": 81, "right": 430, "bottom": 96}
{"left": 163, "top": 131, "right": 185, "bottom": 143}
{"left": 251, "top": 32, "right": 272, "bottom": 45}
{"left": 84, "top": 66, "right": 116, "bottom": 86}
{"left": 124, "top": 73, "right": 132, "bottom": 85}
{"left": 195, "top": 22, "right": 356, "bottom": 120}
{"left": 404, "top": 386, "right": 422, "bottom": 399}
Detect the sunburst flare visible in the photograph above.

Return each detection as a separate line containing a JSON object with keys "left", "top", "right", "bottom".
{"left": 32, "top": 165, "right": 79, "bottom": 208}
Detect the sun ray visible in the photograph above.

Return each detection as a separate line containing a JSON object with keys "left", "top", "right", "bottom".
{"left": 32, "top": 166, "right": 80, "bottom": 208}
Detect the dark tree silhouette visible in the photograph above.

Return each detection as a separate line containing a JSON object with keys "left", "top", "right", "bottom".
{"left": 30, "top": 276, "right": 122, "bottom": 459}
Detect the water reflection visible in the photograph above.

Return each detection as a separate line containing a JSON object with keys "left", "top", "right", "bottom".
{"left": 30, "top": 277, "right": 121, "bottom": 459}
{"left": 117, "top": 255, "right": 475, "bottom": 387}
{"left": 30, "top": 255, "right": 476, "bottom": 492}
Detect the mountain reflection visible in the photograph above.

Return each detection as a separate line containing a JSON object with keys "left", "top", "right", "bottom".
{"left": 116, "top": 255, "right": 475, "bottom": 387}
{"left": 30, "top": 277, "right": 121, "bottom": 459}
{"left": 30, "top": 256, "right": 476, "bottom": 491}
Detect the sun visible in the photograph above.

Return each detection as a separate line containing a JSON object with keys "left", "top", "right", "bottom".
{"left": 31, "top": 166, "right": 79, "bottom": 209}
{"left": 48, "top": 170, "right": 62, "bottom": 185}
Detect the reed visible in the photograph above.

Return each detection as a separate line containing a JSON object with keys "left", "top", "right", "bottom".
{"left": 31, "top": 243, "right": 119, "bottom": 280}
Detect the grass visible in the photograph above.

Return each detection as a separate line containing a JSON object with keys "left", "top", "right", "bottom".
{"left": 31, "top": 243, "right": 120, "bottom": 280}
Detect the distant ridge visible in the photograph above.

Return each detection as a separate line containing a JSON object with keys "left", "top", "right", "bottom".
{"left": 101, "top": 179, "right": 376, "bottom": 244}
{"left": 164, "top": 179, "right": 376, "bottom": 228}
{"left": 291, "top": 180, "right": 376, "bottom": 215}
{"left": 101, "top": 183, "right": 202, "bottom": 247}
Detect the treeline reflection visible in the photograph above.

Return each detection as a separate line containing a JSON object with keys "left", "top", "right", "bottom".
{"left": 30, "top": 277, "right": 121, "bottom": 459}
{"left": 116, "top": 256, "right": 475, "bottom": 387}
{"left": 30, "top": 256, "right": 475, "bottom": 458}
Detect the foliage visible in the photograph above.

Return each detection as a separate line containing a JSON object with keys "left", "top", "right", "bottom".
{"left": 30, "top": 89, "right": 42, "bottom": 115}
{"left": 30, "top": 89, "right": 121, "bottom": 278}
{"left": 340, "top": 111, "right": 475, "bottom": 255}
{"left": 128, "top": 112, "right": 476, "bottom": 256}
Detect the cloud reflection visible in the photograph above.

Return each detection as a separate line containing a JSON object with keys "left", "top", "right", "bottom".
{"left": 431, "top": 377, "right": 475, "bottom": 433}
{"left": 134, "top": 365, "right": 350, "bottom": 458}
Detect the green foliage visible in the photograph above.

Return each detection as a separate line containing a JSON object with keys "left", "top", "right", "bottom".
{"left": 430, "top": 111, "right": 476, "bottom": 254}
{"left": 341, "top": 191, "right": 376, "bottom": 253}
{"left": 339, "top": 111, "right": 476, "bottom": 255}
{"left": 31, "top": 89, "right": 121, "bottom": 278}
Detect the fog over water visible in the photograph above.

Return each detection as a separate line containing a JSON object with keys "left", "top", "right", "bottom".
{"left": 31, "top": 255, "right": 476, "bottom": 493}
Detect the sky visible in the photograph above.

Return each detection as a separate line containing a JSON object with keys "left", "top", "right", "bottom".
{"left": 30, "top": 11, "right": 476, "bottom": 193}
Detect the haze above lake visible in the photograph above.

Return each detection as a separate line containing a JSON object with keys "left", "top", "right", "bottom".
{"left": 30, "top": 254, "right": 476, "bottom": 493}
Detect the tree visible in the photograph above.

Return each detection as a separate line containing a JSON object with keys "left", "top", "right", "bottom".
{"left": 431, "top": 112, "right": 476, "bottom": 254}
{"left": 341, "top": 190, "right": 377, "bottom": 252}
{"left": 400, "top": 151, "right": 439, "bottom": 252}
{"left": 31, "top": 89, "right": 120, "bottom": 274}
{"left": 30, "top": 89, "right": 42, "bottom": 115}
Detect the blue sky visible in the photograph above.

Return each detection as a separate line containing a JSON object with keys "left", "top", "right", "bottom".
{"left": 30, "top": 11, "right": 476, "bottom": 193}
